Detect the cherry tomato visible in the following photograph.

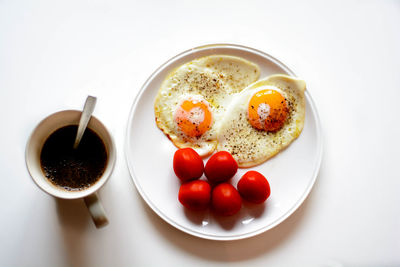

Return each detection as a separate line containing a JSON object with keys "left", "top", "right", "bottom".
{"left": 178, "top": 180, "right": 211, "bottom": 211}
{"left": 211, "top": 183, "right": 242, "bottom": 216}
{"left": 237, "top": 171, "right": 270, "bottom": 204}
{"left": 204, "top": 151, "right": 238, "bottom": 183}
{"left": 173, "top": 148, "right": 204, "bottom": 182}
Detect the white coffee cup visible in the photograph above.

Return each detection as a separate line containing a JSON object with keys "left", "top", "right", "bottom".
{"left": 25, "top": 110, "right": 116, "bottom": 228}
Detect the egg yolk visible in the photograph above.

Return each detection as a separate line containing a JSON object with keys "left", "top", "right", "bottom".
{"left": 174, "top": 99, "right": 212, "bottom": 138}
{"left": 248, "top": 89, "right": 288, "bottom": 132}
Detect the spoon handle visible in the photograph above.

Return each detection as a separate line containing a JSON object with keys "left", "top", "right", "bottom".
{"left": 73, "top": 96, "right": 97, "bottom": 149}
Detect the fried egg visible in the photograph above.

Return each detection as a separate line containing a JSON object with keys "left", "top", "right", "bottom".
{"left": 216, "top": 74, "right": 306, "bottom": 167}
{"left": 154, "top": 55, "right": 260, "bottom": 156}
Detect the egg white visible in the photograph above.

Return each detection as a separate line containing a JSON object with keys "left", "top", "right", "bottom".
{"left": 154, "top": 55, "right": 260, "bottom": 156}
{"left": 216, "top": 74, "right": 306, "bottom": 167}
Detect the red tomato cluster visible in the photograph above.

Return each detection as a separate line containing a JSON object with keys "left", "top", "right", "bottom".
{"left": 173, "top": 148, "right": 271, "bottom": 216}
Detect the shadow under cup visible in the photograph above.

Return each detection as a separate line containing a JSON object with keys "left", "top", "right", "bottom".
{"left": 26, "top": 110, "right": 116, "bottom": 227}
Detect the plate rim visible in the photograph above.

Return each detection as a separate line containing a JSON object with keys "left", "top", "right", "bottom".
{"left": 125, "top": 43, "right": 323, "bottom": 241}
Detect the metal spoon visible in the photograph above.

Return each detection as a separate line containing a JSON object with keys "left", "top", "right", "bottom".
{"left": 73, "top": 96, "right": 97, "bottom": 149}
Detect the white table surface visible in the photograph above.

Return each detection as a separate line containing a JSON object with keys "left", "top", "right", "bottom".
{"left": 1, "top": 0, "right": 399, "bottom": 266}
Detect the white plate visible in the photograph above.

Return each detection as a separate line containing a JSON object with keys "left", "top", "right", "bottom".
{"left": 125, "top": 44, "right": 322, "bottom": 240}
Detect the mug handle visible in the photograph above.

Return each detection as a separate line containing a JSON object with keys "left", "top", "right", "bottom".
{"left": 84, "top": 193, "right": 109, "bottom": 228}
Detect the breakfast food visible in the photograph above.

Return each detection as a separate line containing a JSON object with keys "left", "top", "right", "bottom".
{"left": 204, "top": 151, "right": 238, "bottom": 183}
{"left": 173, "top": 148, "right": 270, "bottom": 216}
{"left": 159, "top": 54, "right": 307, "bottom": 219}
{"left": 216, "top": 74, "right": 306, "bottom": 167}
{"left": 173, "top": 148, "right": 204, "bottom": 182}
{"left": 178, "top": 180, "right": 211, "bottom": 211}
{"left": 211, "top": 183, "right": 242, "bottom": 216}
{"left": 154, "top": 55, "right": 260, "bottom": 157}
{"left": 155, "top": 54, "right": 306, "bottom": 165}
{"left": 237, "top": 171, "right": 271, "bottom": 204}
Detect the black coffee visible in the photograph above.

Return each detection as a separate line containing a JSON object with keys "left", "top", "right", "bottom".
{"left": 40, "top": 125, "right": 107, "bottom": 191}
